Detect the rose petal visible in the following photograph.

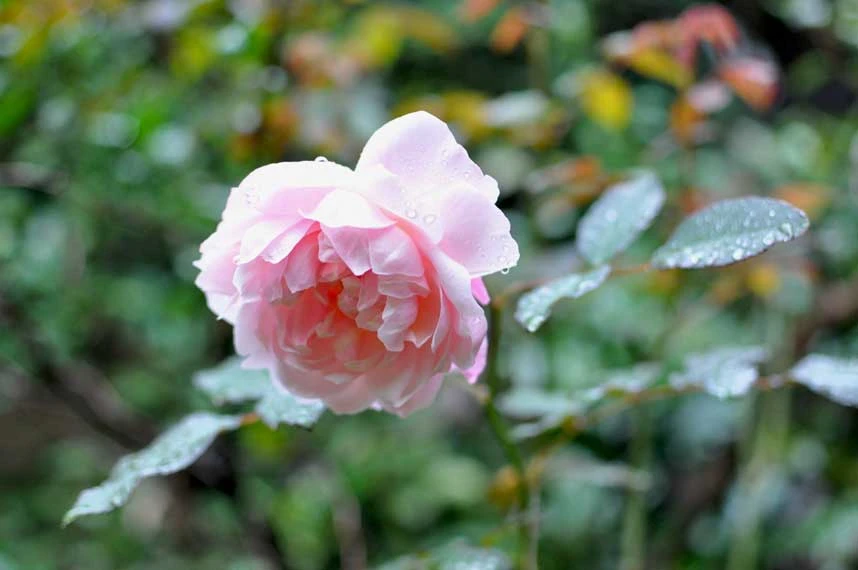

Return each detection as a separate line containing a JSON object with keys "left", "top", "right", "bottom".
{"left": 302, "top": 189, "right": 395, "bottom": 229}
{"left": 471, "top": 277, "right": 490, "bottom": 305}
{"left": 357, "top": 111, "right": 499, "bottom": 202}
{"left": 436, "top": 190, "right": 519, "bottom": 276}
{"left": 239, "top": 160, "right": 354, "bottom": 212}
{"left": 355, "top": 111, "right": 500, "bottom": 243}
{"left": 386, "top": 373, "right": 445, "bottom": 417}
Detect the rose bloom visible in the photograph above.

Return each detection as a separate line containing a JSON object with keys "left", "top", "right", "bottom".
{"left": 195, "top": 112, "right": 519, "bottom": 416}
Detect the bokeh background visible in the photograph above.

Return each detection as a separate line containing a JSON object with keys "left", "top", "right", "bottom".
{"left": 2, "top": 0, "right": 858, "bottom": 568}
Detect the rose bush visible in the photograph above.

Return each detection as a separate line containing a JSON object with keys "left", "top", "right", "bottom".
{"left": 195, "top": 111, "right": 519, "bottom": 415}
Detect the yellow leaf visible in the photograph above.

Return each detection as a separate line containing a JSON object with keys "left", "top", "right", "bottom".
{"left": 170, "top": 27, "right": 216, "bottom": 79}
{"left": 349, "top": 9, "right": 404, "bottom": 68}
{"left": 625, "top": 48, "right": 692, "bottom": 88}
{"left": 746, "top": 263, "right": 782, "bottom": 299}
{"left": 580, "top": 70, "right": 633, "bottom": 131}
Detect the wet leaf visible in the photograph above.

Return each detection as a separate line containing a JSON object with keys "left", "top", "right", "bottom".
{"left": 255, "top": 387, "right": 326, "bottom": 429}
{"left": 670, "top": 346, "right": 768, "bottom": 398}
{"left": 377, "top": 541, "right": 512, "bottom": 570}
{"left": 582, "top": 362, "right": 663, "bottom": 402}
{"left": 193, "top": 357, "right": 270, "bottom": 405}
{"left": 515, "top": 265, "right": 611, "bottom": 332}
{"left": 63, "top": 413, "right": 243, "bottom": 525}
{"left": 652, "top": 197, "right": 809, "bottom": 269}
{"left": 576, "top": 172, "right": 665, "bottom": 265}
{"left": 790, "top": 354, "right": 858, "bottom": 406}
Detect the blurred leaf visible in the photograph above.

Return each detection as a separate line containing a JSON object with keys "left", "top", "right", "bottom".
{"left": 772, "top": 183, "right": 831, "bottom": 219}
{"left": 377, "top": 541, "right": 512, "bottom": 570}
{"left": 490, "top": 6, "right": 529, "bottom": 53}
{"left": 483, "top": 90, "right": 549, "bottom": 128}
{"left": 63, "top": 413, "right": 243, "bottom": 525}
{"left": 669, "top": 95, "right": 705, "bottom": 146}
{"left": 515, "top": 265, "right": 612, "bottom": 332}
{"left": 460, "top": 0, "right": 502, "bottom": 22}
{"left": 652, "top": 197, "right": 810, "bottom": 269}
{"left": 580, "top": 70, "right": 633, "bottom": 130}
{"left": 576, "top": 171, "right": 665, "bottom": 265}
{"left": 623, "top": 48, "right": 693, "bottom": 89}
{"left": 525, "top": 156, "right": 604, "bottom": 195}
{"left": 670, "top": 346, "right": 768, "bottom": 398}
{"left": 790, "top": 354, "right": 858, "bottom": 406}
{"left": 719, "top": 56, "right": 780, "bottom": 112}
{"left": 499, "top": 389, "right": 586, "bottom": 419}
{"left": 193, "top": 357, "right": 270, "bottom": 405}
{"left": 254, "top": 387, "right": 326, "bottom": 429}
{"left": 582, "top": 363, "right": 663, "bottom": 402}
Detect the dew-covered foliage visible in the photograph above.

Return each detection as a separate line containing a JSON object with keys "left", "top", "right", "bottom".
{"left": 3, "top": 1, "right": 858, "bottom": 569}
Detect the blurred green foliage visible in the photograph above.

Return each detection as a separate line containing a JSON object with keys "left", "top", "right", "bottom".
{"left": 1, "top": 0, "right": 858, "bottom": 568}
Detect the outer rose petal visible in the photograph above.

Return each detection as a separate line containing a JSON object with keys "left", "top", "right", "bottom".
{"left": 471, "top": 278, "right": 490, "bottom": 305}
{"left": 386, "top": 373, "right": 445, "bottom": 417}
{"left": 302, "top": 189, "right": 395, "bottom": 229}
{"left": 239, "top": 161, "right": 355, "bottom": 212}
{"left": 437, "top": 189, "right": 520, "bottom": 276}
{"left": 354, "top": 112, "right": 518, "bottom": 277}
{"left": 356, "top": 111, "right": 499, "bottom": 202}
{"left": 459, "top": 338, "right": 487, "bottom": 384}
{"left": 423, "top": 245, "right": 487, "bottom": 368}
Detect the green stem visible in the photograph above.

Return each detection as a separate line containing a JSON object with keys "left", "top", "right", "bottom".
{"left": 725, "top": 389, "right": 791, "bottom": 570}
{"left": 484, "top": 304, "right": 533, "bottom": 567}
{"left": 620, "top": 407, "right": 652, "bottom": 570}
{"left": 526, "top": 0, "right": 551, "bottom": 95}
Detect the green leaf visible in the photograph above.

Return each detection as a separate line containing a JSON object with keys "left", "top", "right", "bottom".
{"left": 499, "top": 389, "right": 586, "bottom": 419}
{"left": 194, "top": 357, "right": 326, "bottom": 428}
{"left": 255, "top": 387, "right": 326, "bottom": 429}
{"left": 193, "top": 357, "right": 270, "bottom": 404}
{"left": 670, "top": 346, "right": 768, "bottom": 398}
{"left": 377, "top": 542, "right": 512, "bottom": 570}
{"left": 63, "top": 412, "right": 242, "bottom": 525}
{"left": 790, "top": 354, "right": 858, "bottom": 406}
{"left": 515, "top": 265, "right": 611, "bottom": 332}
{"left": 651, "top": 197, "right": 809, "bottom": 269}
{"left": 576, "top": 172, "right": 665, "bottom": 265}
{"left": 582, "top": 363, "right": 663, "bottom": 402}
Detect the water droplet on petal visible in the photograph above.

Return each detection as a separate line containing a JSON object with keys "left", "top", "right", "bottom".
{"left": 423, "top": 213, "right": 437, "bottom": 224}
{"left": 406, "top": 209, "right": 417, "bottom": 219}
{"left": 314, "top": 156, "right": 328, "bottom": 162}
{"left": 500, "top": 267, "right": 510, "bottom": 275}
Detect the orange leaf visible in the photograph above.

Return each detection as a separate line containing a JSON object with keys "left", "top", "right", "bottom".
{"left": 719, "top": 56, "right": 779, "bottom": 111}
{"left": 460, "top": 0, "right": 502, "bottom": 22}
{"left": 670, "top": 96, "right": 705, "bottom": 145}
{"left": 491, "top": 6, "right": 529, "bottom": 53}
{"left": 677, "top": 4, "right": 741, "bottom": 67}
{"left": 772, "top": 183, "right": 830, "bottom": 219}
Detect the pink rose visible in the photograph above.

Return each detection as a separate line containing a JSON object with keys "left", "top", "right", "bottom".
{"left": 195, "top": 111, "right": 518, "bottom": 416}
